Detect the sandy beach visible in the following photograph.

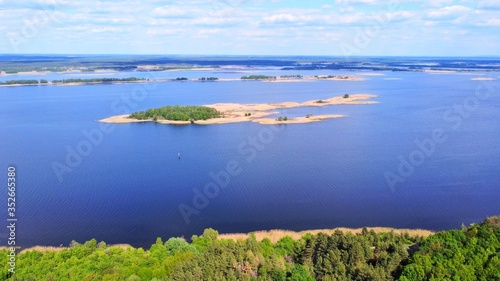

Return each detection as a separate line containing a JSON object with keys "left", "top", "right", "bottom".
{"left": 425, "top": 70, "right": 456, "bottom": 74}
{"left": 254, "top": 114, "right": 345, "bottom": 125}
{"left": 471, "top": 77, "right": 496, "bottom": 81}
{"left": 0, "top": 70, "right": 50, "bottom": 76}
{"left": 99, "top": 94, "right": 377, "bottom": 125}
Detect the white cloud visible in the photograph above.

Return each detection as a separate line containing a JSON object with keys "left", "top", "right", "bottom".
{"left": 477, "top": 0, "right": 500, "bottom": 10}
{"left": 146, "top": 28, "right": 181, "bottom": 35}
{"left": 90, "top": 27, "right": 122, "bottom": 33}
{"left": 152, "top": 6, "right": 189, "bottom": 17}
{"left": 0, "top": 0, "right": 498, "bottom": 55}
{"left": 476, "top": 18, "right": 500, "bottom": 26}
{"left": 426, "top": 5, "right": 471, "bottom": 20}
{"left": 426, "top": 0, "right": 454, "bottom": 8}
{"left": 261, "top": 13, "right": 306, "bottom": 24}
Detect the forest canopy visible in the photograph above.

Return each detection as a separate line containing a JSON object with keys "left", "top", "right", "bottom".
{"left": 129, "top": 105, "right": 221, "bottom": 122}
{"left": 1, "top": 216, "right": 498, "bottom": 281}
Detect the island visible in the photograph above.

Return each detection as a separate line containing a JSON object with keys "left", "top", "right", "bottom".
{"left": 99, "top": 94, "right": 377, "bottom": 125}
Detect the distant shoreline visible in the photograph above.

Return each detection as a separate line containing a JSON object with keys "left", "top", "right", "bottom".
{"left": 0, "top": 75, "right": 366, "bottom": 87}
{"left": 99, "top": 94, "right": 378, "bottom": 125}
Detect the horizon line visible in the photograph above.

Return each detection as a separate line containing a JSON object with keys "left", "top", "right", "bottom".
{"left": 1, "top": 53, "right": 500, "bottom": 58}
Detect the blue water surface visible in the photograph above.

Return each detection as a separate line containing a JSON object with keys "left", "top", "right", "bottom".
{"left": 0, "top": 70, "right": 499, "bottom": 247}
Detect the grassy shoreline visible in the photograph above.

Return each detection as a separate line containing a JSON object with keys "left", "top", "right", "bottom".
{"left": 1, "top": 226, "right": 434, "bottom": 253}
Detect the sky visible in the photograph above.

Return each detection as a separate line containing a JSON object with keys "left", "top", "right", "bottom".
{"left": 0, "top": 0, "right": 499, "bottom": 56}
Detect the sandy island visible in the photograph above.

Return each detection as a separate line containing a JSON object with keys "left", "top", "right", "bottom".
{"left": 99, "top": 94, "right": 377, "bottom": 125}
{"left": 254, "top": 114, "right": 345, "bottom": 125}
{"left": 262, "top": 75, "right": 366, "bottom": 82}
{"left": 425, "top": 70, "right": 456, "bottom": 74}
{"left": 471, "top": 77, "right": 496, "bottom": 81}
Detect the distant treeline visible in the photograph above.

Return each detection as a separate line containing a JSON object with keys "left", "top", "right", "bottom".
{"left": 1, "top": 216, "right": 498, "bottom": 281}
{"left": 241, "top": 75, "right": 277, "bottom": 80}
{"left": 198, "top": 77, "right": 219, "bottom": 81}
{"left": 130, "top": 105, "right": 221, "bottom": 122}
{"left": 0, "top": 77, "right": 147, "bottom": 85}
{"left": 51, "top": 77, "right": 146, "bottom": 84}
{"left": 0, "top": 79, "right": 41, "bottom": 85}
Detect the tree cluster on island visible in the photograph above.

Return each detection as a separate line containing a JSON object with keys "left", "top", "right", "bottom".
{"left": 1, "top": 77, "right": 148, "bottom": 85}
{"left": 313, "top": 75, "right": 350, "bottom": 79}
{"left": 241, "top": 75, "right": 277, "bottom": 80}
{"left": 277, "top": 116, "right": 288, "bottom": 121}
{"left": 279, "top": 75, "right": 303, "bottom": 79}
{"left": 198, "top": 77, "right": 219, "bottom": 81}
{"left": 0, "top": 79, "right": 40, "bottom": 85}
{"left": 129, "top": 105, "right": 221, "bottom": 122}
{"left": 51, "top": 77, "right": 146, "bottom": 84}
{"left": 2, "top": 216, "right": 498, "bottom": 280}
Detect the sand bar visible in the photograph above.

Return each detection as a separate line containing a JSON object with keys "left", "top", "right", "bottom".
{"left": 254, "top": 114, "right": 345, "bottom": 125}
{"left": 99, "top": 94, "right": 377, "bottom": 125}
{"left": 471, "top": 77, "right": 496, "bottom": 81}
{"left": 425, "top": 70, "right": 456, "bottom": 74}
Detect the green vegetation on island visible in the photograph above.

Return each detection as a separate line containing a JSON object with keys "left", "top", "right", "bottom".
{"left": 241, "top": 75, "right": 277, "bottom": 80}
{"left": 198, "top": 77, "right": 219, "bottom": 81}
{"left": 129, "top": 106, "right": 221, "bottom": 122}
{"left": 2, "top": 216, "right": 498, "bottom": 281}
{"left": 279, "top": 75, "right": 303, "bottom": 79}
{"left": 51, "top": 77, "right": 146, "bottom": 84}
{"left": 313, "top": 75, "right": 350, "bottom": 80}
{"left": 0, "top": 79, "right": 40, "bottom": 85}
{"left": 0, "top": 77, "right": 148, "bottom": 86}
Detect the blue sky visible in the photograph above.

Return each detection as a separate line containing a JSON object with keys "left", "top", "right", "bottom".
{"left": 0, "top": 0, "right": 499, "bottom": 56}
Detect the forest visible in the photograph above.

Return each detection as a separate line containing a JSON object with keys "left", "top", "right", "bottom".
{"left": 129, "top": 106, "right": 221, "bottom": 122}
{"left": 1, "top": 216, "right": 498, "bottom": 281}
